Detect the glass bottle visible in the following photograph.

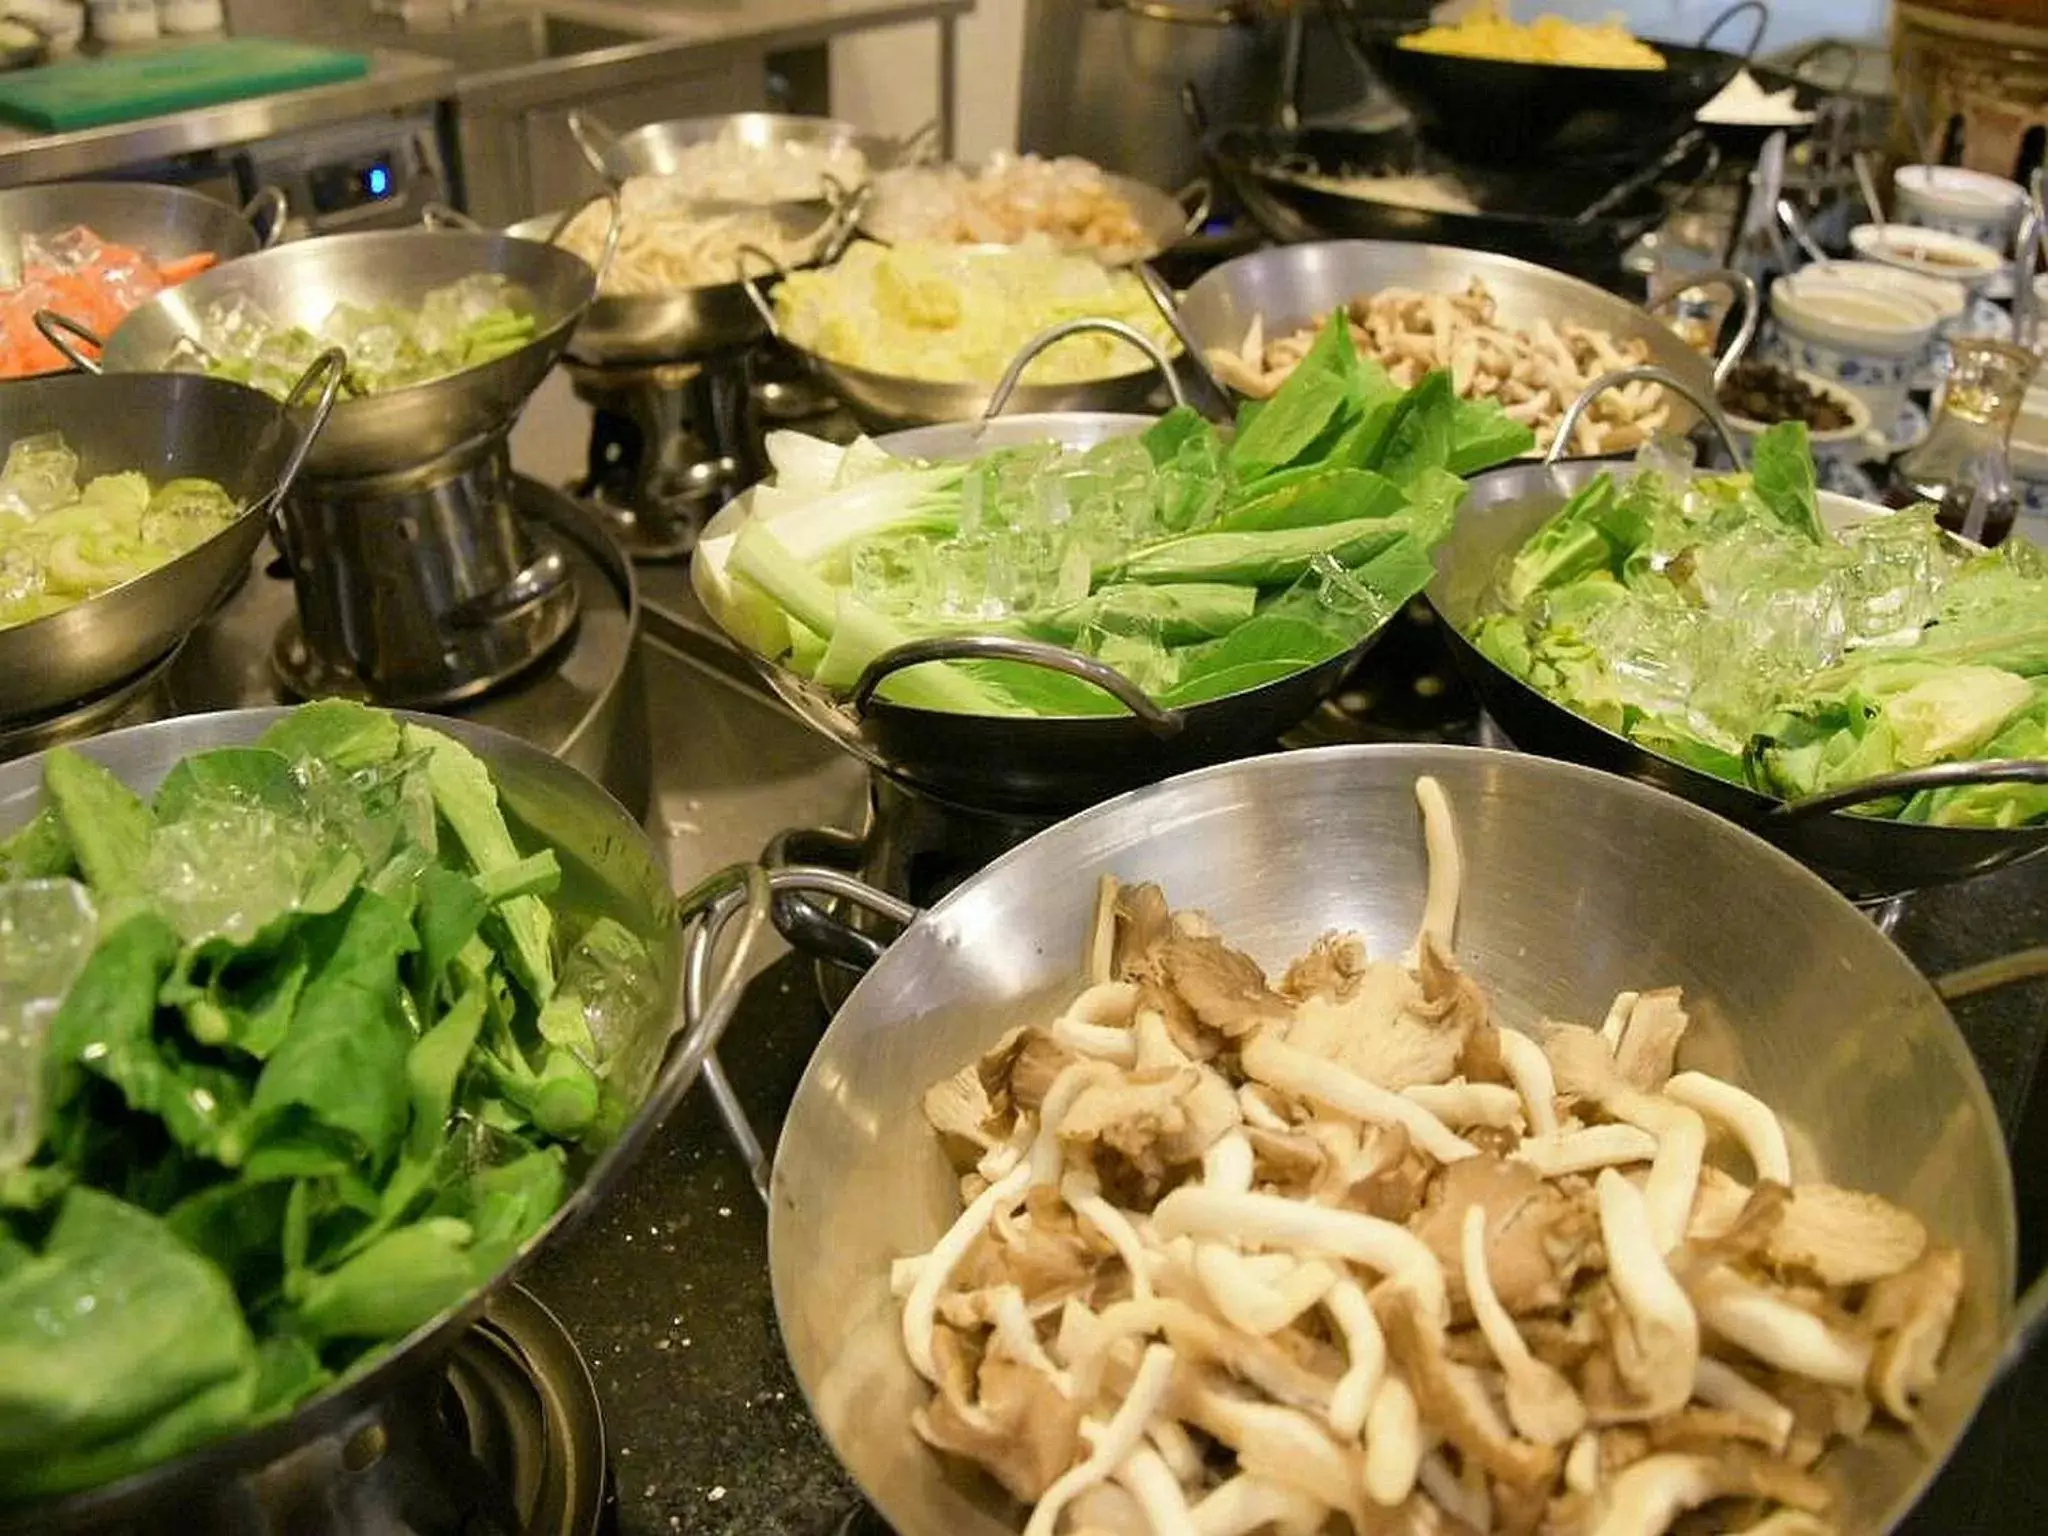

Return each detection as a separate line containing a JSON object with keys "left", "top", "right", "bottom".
{"left": 1886, "top": 337, "right": 2039, "bottom": 547}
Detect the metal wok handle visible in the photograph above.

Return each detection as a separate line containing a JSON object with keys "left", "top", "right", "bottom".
{"left": 443, "top": 543, "right": 572, "bottom": 631}
{"left": 32, "top": 309, "right": 104, "bottom": 374}
{"left": 1175, "top": 177, "right": 1214, "bottom": 237}
{"left": 814, "top": 174, "right": 870, "bottom": 265}
{"left": 267, "top": 348, "right": 346, "bottom": 508}
{"left": 1696, "top": 0, "right": 1767, "bottom": 59}
{"left": 419, "top": 201, "right": 481, "bottom": 233}
{"left": 566, "top": 108, "right": 620, "bottom": 182}
{"left": 986, "top": 317, "right": 1187, "bottom": 420}
{"left": 1774, "top": 760, "right": 2048, "bottom": 821}
{"left": 241, "top": 185, "right": 290, "bottom": 248}
{"left": 1137, "top": 262, "right": 1233, "bottom": 421}
{"left": 683, "top": 864, "right": 912, "bottom": 1200}
{"left": 1548, "top": 364, "right": 1745, "bottom": 468}
{"left": 762, "top": 827, "right": 893, "bottom": 972}
{"left": 851, "top": 635, "right": 1186, "bottom": 736}
{"left": 544, "top": 187, "right": 623, "bottom": 292}
{"left": 1645, "top": 266, "right": 1759, "bottom": 387}
{"left": 737, "top": 244, "right": 793, "bottom": 339}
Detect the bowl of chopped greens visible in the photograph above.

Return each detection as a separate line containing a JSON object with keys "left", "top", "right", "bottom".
{"left": 694, "top": 312, "right": 1536, "bottom": 810}
{"left": 1428, "top": 421, "right": 2048, "bottom": 899}
{"left": 0, "top": 700, "right": 756, "bottom": 1520}
{"left": 0, "top": 361, "right": 338, "bottom": 724}
{"left": 91, "top": 227, "right": 598, "bottom": 480}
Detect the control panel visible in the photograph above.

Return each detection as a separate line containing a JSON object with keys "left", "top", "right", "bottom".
{"left": 235, "top": 109, "right": 451, "bottom": 234}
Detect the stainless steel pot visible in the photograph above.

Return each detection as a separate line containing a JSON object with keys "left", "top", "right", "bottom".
{"left": 857, "top": 161, "right": 1210, "bottom": 267}
{"left": 1427, "top": 436, "right": 2048, "bottom": 902}
{"left": 567, "top": 108, "right": 925, "bottom": 203}
{"left": 1166, "top": 240, "right": 1758, "bottom": 433}
{"left": 714, "top": 742, "right": 2020, "bottom": 1536}
{"left": 0, "top": 356, "right": 341, "bottom": 724}
{"left": 0, "top": 707, "right": 769, "bottom": 1534}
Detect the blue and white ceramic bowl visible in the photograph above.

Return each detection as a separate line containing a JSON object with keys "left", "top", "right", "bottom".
{"left": 1849, "top": 222, "right": 2006, "bottom": 295}
{"left": 1786, "top": 260, "right": 1967, "bottom": 391}
{"left": 1768, "top": 278, "right": 1940, "bottom": 430}
{"left": 1893, "top": 165, "right": 2026, "bottom": 256}
{"left": 1722, "top": 366, "right": 1880, "bottom": 465}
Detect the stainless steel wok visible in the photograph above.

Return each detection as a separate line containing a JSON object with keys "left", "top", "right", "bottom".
{"left": 0, "top": 707, "right": 768, "bottom": 1532}
{"left": 1166, "top": 240, "right": 1757, "bottom": 433}
{"left": 0, "top": 180, "right": 285, "bottom": 287}
{"left": 86, "top": 223, "right": 601, "bottom": 481}
{"left": 695, "top": 320, "right": 1406, "bottom": 812}
{"left": 507, "top": 193, "right": 856, "bottom": 366}
{"left": 1427, "top": 454, "right": 2048, "bottom": 902}
{"left": 0, "top": 359, "right": 340, "bottom": 724}
{"left": 567, "top": 108, "right": 926, "bottom": 203}
{"left": 736, "top": 743, "right": 2017, "bottom": 1536}
{"left": 857, "top": 161, "right": 1208, "bottom": 267}
{"left": 743, "top": 255, "right": 1181, "bottom": 432}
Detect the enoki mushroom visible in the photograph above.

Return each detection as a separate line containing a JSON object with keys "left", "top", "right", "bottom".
{"left": 896, "top": 775, "right": 1967, "bottom": 1536}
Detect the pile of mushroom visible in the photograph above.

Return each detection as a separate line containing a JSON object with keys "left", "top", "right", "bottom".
{"left": 894, "top": 777, "right": 1965, "bottom": 1536}
{"left": 1205, "top": 280, "right": 1670, "bottom": 457}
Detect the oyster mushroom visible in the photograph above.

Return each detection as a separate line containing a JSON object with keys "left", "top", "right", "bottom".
{"left": 1405, "top": 1081, "right": 1526, "bottom": 1129}
{"left": 1378, "top": 1285, "right": 1559, "bottom": 1491}
{"left": 1515, "top": 1124, "right": 1659, "bottom": 1178}
{"left": 1586, "top": 1169, "right": 1699, "bottom": 1424}
{"left": 1497, "top": 1027, "right": 1560, "bottom": 1138}
{"left": 1025, "top": 1343, "right": 1179, "bottom": 1536}
{"left": 1364, "top": 1373, "right": 1423, "bottom": 1506}
{"left": 1188, "top": 1474, "right": 1328, "bottom": 1536}
{"left": 914, "top": 1339, "right": 1084, "bottom": 1503}
{"left": 1691, "top": 1357, "right": 1795, "bottom": 1453}
{"left": 1690, "top": 1268, "right": 1873, "bottom": 1389}
{"left": 1151, "top": 930, "right": 1291, "bottom": 1039}
{"left": 1462, "top": 1203, "right": 1587, "bottom": 1445}
{"left": 1241, "top": 1032, "right": 1479, "bottom": 1165}
{"left": 1864, "top": 1245, "right": 1965, "bottom": 1422}
{"left": 1547, "top": 1025, "right": 1706, "bottom": 1253}
{"left": 1612, "top": 989, "right": 1690, "bottom": 1093}
{"left": 1413, "top": 1155, "right": 1596, "bottom": 1317}
{"left": 1762, "top": 1183, "right": 1929, "bottom": 1288}
{"left": 1280, "top": 931, "right": 1371, "bottom": 1003}
{"left": 1664, "top": 1071, "right": 1791, "bottom": 1186}
{"left": 1585, "top": 1448, "right": 1830, "bottom": 1536}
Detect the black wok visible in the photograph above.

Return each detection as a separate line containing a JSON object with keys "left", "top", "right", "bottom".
{"left": 1202, "top": 118, "right": 1711, "bottom": 288}
{"left": 1337, "top": 1, "right": 1754, "bottom": 164}
{"left": 1426, "top": 456, "right": 2048, "bottom": 902}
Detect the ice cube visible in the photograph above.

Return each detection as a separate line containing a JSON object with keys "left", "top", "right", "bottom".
{"left": 849, "top": 532, "right": 933, "bottom": 616}
{"left": 200, "top": 292, "right": 279, "bottom": 361}
{"left": 143, "top": 802, "right": 325, "bottom": 946}
{"left": 934, "top": 538, "right": 1004, "bottom": 620}
{"left": 0, "top": 549, "right": 41, "bottom": 605}
{"left": 21, "top": 225, "right": 103, "bottom": 275}
{"left": 988, "top": 523, "right": 1067, "bottom": 614}
{"left": 0, "top": 432, "right": 77, "bottom": 516}
{"left": 0, "top": 877, "right": 97, "bottom": 1171}
{"left": 1081, "top": 626, "right": 1179, "bottom": 695}
{"left": 557, "top": 919, "right": 660, "bottom": 1070}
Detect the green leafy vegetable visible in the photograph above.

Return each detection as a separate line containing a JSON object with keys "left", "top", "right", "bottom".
{"left": 0, "top": 703, "right": 665, "bottom": 1500}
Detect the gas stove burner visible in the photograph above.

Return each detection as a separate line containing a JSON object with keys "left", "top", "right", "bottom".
{"left": 0, "top": 642, "right": 179, "bottom": 764}
{"left": 569, "top": 356, "right": 755, "bottom": 562}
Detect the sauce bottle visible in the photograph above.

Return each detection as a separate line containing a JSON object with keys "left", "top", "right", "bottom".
{"left": 1886, "top": 336, "right": 2039, "bottom": 546}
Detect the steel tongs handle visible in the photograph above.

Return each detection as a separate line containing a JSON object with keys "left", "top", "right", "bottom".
{"left": 259, "top": 349, "right": 347, "bottom": 572}
{"left": 32, "top": 309, "right": 104, "bottom": 374}
{"left": 851, "top": 634, "right": 1186, "bottom": 735}
{"left": 814, "top": 174, "right": 870, "bottom": 265}
{"left": 986, "top": 317, "right": 1187, "bottom": 420}
{"left": 1175, "top": 177, "right": 1214, "bottom": 238}
{"left": 736, "top": 242, "right": 794, "bottom": 338}
{"left": 241, "top": 185, "right": 290, "bottom": 248}
{"left": 1645, "top": 266, "right": 1759, "bottom": 387}
{"left": 1776, "top": 196, "right": 1829, "bottom": 264}
{"left": 1774, "top": 759, "right": 2048, "bottom": 821}
{"left": 883, "top": 118, "right": 942, "bottom": 168}
{"left": 1548, "top": 363, "right": 1744, "bottom": 468}
{"left": 683, "top": 864, "right": 911, "bottom": 1201}
{"left": 566, "top": 108, "right": 621, "bottom": 183}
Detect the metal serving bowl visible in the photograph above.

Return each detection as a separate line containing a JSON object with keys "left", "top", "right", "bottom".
{"left": 1427, "top": 454, "right": 2048, "bottom": 901}
{"left": 0, "top": 360, "right": 338, "bottom": 724}
{"left": 1168, "top": 239, "right": 1755, "bottom": 438}
{"left": 90, "top": 226, "right": 599, "bottom": 481}
{"left": 747, "top": 742, "right": 2016, "bottom": 1536}
{"left": 0, "top": 708, "right": 764, "bottom": 1532}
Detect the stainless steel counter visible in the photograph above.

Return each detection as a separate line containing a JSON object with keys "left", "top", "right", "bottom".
{"left": 0, "top": 45, "right": 456, "bottom": 186}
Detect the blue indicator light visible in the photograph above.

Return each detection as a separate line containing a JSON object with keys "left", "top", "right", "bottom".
{"left": 365, "top": 164, "right": 391, "bottom": 198}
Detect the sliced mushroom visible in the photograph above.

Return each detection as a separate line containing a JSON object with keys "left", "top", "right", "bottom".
{"left": 1188, "top": 1473, "right": 1328, "bottom": 1536}
{"left": 903, "top": 1159, "right": 1033, "bottom": 1383}
{"left": 1060, "top": 1064, "right": 1240, "bottom": 1195}
{"left": 1515, "top": 1124, "right": 1660, "bottom": 1178}
{"left": 1864, "top": 1245, "right": 1964, "bottom": 1423}
{"left": 1462, "top": 1204, "right": 1587, "bottom": 1445}
{"left": 1024, "top": 1343, "right": 1179, "bottom": 1536}
{"left": 1175, "top": 1374, "right": 1368, "bottom": 1530}
{"left": 1690, "top": 1267, "right": 1874, "bottom": 1389}
{"left": 1364, "top": 1372, "right": 1424, "bottom": 1506}
{"left": 924, "top": 1062, "right": 1001, "bottom": 1170}
{"left": 1405, "top": 1081, "right": 1525, "bottom": 1129}
{"left": 1586, "top": 1170, "right": 1699, "bottom": 1424}
{"left": 1612, "top": 988, "right": 1690, "bottom": 1093}
{"left": 1279, "top": 931, "right": 1370, "bottom": 1003}
{"left": 1413, "top": 1155, "right": 1596, "bottom": 1317}
{"left": 1377, "top": 1285, "right": 1560, "bottom": 1491}
{"left": 1761, "top": 1183, "right": 1929, "bottom": 1288}
{"left": 1497, "top": 1027, "right": 1561, "bottom": 1138}
{"left": 1151, "top": 931, "right": 1291, "bottom": 1039}
{"left": 1547, "top": 1026, "right": 1706, "bottom": 1252}
{"left": 1586, "top": 1448, "right": 1830, "bottom": 1536}
{"left": 1242, "top": 1033, "right": 1479, "bottom": 1165}
{"left": 914, "top": 1347, "right": 1085, "bottom": 1503}
{"left": 1691, "top": 1356, "right": 1795, "bottom": 1453}
{"left": 1285, "top": 960, "right": 1471, "bottom": 1092}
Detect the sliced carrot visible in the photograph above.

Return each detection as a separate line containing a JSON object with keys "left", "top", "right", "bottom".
{"left": 158, "top": 251, "right": 217, "bottom": 284}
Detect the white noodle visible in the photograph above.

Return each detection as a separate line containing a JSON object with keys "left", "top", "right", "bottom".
{"left": 1665, "top": 1070, "right": 1793, "bottom": 1185}
{"left": 1241, "top": 1035, "right": 1479, "bottom": 1165}
{"left": 1023, "top": 1344, "right": 1178, "bottom": 1536}
{"left": 1498, "top": 1027, "right": 1561, "bottom": 1138}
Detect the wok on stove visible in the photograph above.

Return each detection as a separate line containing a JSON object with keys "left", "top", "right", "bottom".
{"left": 0, "top": 360, "right": 339, "bottom": 725}
{"left": 88, "top": 223, "right": 602, "bottom": 482}
{"left": 1426, "top": 457, "right": 2048, "bottom": 902}
{"left": 0, "top": 708, "right": 766, "bottom": 1532}
{"left": 744, "top": 742, "right": 2019, "bottom": 1536}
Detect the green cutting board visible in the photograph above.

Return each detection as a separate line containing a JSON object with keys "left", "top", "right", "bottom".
{"left": 0, "top": 39, "right": 371, "bottom": 133}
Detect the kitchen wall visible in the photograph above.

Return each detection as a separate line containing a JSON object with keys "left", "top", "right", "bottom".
{"left": 829, "top": 0, "right": 1024, "bottom": 158}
